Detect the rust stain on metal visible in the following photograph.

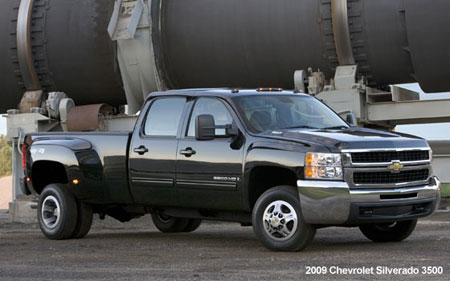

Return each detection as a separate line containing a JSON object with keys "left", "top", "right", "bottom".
{"left": 67, "top": 104, "right": 113, "bottom": 131}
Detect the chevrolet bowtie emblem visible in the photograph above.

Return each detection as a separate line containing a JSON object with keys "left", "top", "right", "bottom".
{"left": 388, "top": 161, "right": 404, "bottom": 173}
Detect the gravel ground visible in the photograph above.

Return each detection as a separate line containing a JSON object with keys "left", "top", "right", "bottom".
{"left": 0, "top": 210, "right": 449, "bottom": 281}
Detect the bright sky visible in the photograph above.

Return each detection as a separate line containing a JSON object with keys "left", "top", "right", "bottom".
{"left": 0, "top": 83, "right": 449, "bottom": 139}
{"left": 395, "top": 83, "right": 450, "bottom": 140}
{"left": 0, "top": 116, "right": 5, "bottom": 135}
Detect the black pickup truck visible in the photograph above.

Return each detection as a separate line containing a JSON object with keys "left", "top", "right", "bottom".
{"left": 23, "top": 89, "right": 440, "bottom": 251}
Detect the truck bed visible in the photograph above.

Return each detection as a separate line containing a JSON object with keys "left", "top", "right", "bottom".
{"left": 28, "top": 131, "right": 133, "bottom": 204}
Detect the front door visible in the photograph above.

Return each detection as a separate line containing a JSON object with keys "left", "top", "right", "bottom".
{"left": 129, "top": 97, "right": 187, "bottom": 205}
{"left": 176, "top": 97, "right": 245, "bottom": 210}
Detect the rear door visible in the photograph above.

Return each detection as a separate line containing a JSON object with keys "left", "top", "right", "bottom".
{"left": 176, "top": 97, "right": 245, "bottom": 210}
{"left": 128, "top": 97, "right": 187, "bottom": 205}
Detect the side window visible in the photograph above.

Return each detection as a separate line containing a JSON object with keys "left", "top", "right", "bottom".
{"left": 187, "top": 98, "right": 233, "bottom": 137}
{"left": 144, "top": 98, "right": 186, "bottom": 136}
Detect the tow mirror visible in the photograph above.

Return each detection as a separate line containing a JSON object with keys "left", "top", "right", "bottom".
{"left": 196, "top": 115, "right": 240, "bottom": 140}
{"left": 346, "top": 113, "right": 357, "bottom": 126}
{"left": 226, "top": 123, "right": 239, "bottom": 137}
{"left": 195, "top": 114, "right": 215, "bottom": 140}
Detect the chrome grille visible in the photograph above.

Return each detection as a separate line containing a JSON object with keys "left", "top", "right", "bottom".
{"left": 344, "top": 148, "right": 432, "bottom": 188}
{"left": 351, "top": 150, "right": 429, "bottom": 163}
{"left": 353, "top": 169, "right": 429, "bottom": 185}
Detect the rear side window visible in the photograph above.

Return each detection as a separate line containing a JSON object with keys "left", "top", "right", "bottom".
{"left": 143, "top": 98, "right": 186, "bottom": 136}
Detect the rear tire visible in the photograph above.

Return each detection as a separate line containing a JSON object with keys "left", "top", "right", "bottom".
{"left": 151, "top": 212, "right": 189, "bottom": 233}
{"left": 37, "top": 184, "right": 78, "bottom": 240}
{"left": 71, "top": 201, "right": 93, "bottom": 239}
{"left": 252, "top": 186, "right": 316, "bottom": 251}
{"left": 359, "top": 220, "right": 417, "bottom": 242}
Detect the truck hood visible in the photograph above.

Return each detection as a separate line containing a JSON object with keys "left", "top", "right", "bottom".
{"left": 258, "top": 127, "right": 429, "bottom": 152}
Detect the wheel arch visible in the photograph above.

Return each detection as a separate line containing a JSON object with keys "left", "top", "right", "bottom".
{"left": 244, "top": 146, "right": 307, "bottom": 210}
{"left": 27, "top": 142, "right": 85, "bottom": 195}
{"left": 246, "top": 166, "right": 299, "bottom": 210}
{"left": 31, "top": 160, "right": 69, "bottom": 194}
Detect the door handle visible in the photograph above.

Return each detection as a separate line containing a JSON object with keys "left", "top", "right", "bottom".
{"left": 180, "top": 147, "right": 196, "bottom": 157}
{"left": 133, "top": 145, "right": 149, "bottom": 155}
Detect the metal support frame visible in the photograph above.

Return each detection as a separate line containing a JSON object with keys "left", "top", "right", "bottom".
{"left": 17, "top": 0, "right": 40, "bottom": 90}
{"left": 107, "top": 0, "right": 165, "bottom": 114}
{"left": 331, "top": 0, "right": 355, "bottom": 65}
{"left": 5, "top": 111, "right": 58, "bottom": 211}
{"left": 367, "top": 99, "right": 450, "bottom": 126}
{"left": 312, "top": 65, "right": 450, "bottom": 128}
{"left": 108, "top": 0, "right": 145, "bottom": 40}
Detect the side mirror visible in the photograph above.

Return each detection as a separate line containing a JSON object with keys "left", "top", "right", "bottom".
{"left": 346, "top": 113, "right": 357, "bottom": 126}
{"left": 195, "top": 114, "right": 215, "bottom": 140}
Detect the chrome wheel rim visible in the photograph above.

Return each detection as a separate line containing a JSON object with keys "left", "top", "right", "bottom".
{"left": 41, "top": 195, "right": 61, "bottom": 229}
{"left": 263, "top": 200, "right": 298, "bottom": 241}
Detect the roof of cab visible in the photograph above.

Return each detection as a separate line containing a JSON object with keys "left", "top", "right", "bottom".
{"left": 145, "top": 88, "right": 308, "bottom": 101}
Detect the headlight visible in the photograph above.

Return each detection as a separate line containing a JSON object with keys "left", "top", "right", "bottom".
{"left": 304, "top": 152, "right": 343, "bottom": 180}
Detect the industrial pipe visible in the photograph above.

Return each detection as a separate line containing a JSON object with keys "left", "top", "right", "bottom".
{"left": 1, "top": 0, "right": 450, "bottom": 113}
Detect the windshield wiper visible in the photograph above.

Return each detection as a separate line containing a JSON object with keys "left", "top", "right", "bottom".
{"left": 282, "top": 125, "right": 319, "bottom": 130}
{"left": 321, "top": 126, "right": 349, "bottom": 130}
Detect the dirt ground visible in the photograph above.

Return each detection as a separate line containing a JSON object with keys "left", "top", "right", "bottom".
{"left": 0, "top": 209, "right": 449, "bottom": 281}
{"left": 0, "top": 176, "right": 12, "bottom": 210}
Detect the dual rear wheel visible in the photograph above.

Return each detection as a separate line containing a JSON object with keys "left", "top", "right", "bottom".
{"left": 38, "top": 184, "right": 93, "bottom": 240}
{"left": 38, "top": 183, "right": 203, "bottom": 239}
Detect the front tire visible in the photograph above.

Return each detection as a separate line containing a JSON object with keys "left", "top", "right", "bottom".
{"left": 359, "top": 220, "right": 417, "bottom": 242}
{"left": 252, "top": 186, "right": 316, "bottom": 251}
{"left": 37, "top": 184, "right": 78, "bottom": 240}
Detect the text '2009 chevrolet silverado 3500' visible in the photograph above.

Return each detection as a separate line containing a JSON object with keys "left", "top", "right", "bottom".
{"left": 22, "top": 89, "right": 440, "bottom": 251}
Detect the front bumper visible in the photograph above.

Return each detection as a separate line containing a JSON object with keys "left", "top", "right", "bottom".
{"left": 297, "top": 176, "right": 441, "bottom": 225}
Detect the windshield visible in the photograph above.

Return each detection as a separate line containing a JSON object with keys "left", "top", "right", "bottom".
{"left": 232, "top": 95, "right": 349, "bottom": 133}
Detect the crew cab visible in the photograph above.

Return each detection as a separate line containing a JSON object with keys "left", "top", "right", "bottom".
{"left": 23, "top": 89, "right": 441, "bottom": 251}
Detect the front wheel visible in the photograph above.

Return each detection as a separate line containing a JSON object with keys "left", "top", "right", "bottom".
{"left": 37, "top": 184, "right": 78, "bottom": 240}
{"left": 359, "top": 220, "right": 417, "bottom": 242}
{"left": 252, "top": 186, "right": 316, "bottom": 252}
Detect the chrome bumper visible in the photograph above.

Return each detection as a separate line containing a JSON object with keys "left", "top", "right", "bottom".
{"left": 297, "top": 177, "right": 441, "bottom": 225}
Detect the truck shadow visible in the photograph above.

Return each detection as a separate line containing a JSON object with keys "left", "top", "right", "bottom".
{"left": 83, "top": 229, "right": 397, "bottom": 253}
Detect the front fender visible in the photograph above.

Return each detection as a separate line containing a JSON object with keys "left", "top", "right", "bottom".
{"left": 243, "top": 143, "right": 307, "bottom": 210}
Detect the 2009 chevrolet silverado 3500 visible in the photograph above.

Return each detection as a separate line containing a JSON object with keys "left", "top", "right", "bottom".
{"left": 22, "top": 89, "right": 441, "bottom": 251}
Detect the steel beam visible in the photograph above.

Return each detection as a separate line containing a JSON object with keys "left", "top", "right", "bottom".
{"left": 368, "top": 99, "right": 450, "bottom": 125}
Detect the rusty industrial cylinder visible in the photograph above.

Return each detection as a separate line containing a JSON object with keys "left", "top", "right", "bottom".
{"left": 1, "top": 0, "right": 450, "bottom": 113}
